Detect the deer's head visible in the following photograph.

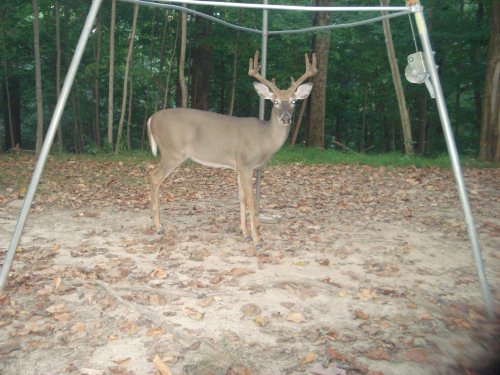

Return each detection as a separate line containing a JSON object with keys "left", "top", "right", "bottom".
{"left": 249, "top": 51, "right": 317, "bottom": 125}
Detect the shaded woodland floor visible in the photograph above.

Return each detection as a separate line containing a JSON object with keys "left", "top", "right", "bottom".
{"left": 0, "top": 157, "right": 499, "bottom": 375}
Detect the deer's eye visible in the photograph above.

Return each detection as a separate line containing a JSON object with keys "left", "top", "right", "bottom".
{"left": 273, "top": 100, "right": 279, "bottom": 106}
{"left": 291, "top": 99, "right": 297, "bottom": 105}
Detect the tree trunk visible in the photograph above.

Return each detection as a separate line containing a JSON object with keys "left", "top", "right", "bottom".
{"left": 3, "top": 76, "right": 21, "bottom": 150}
{"left": 229, "top": 40, "right": 238, "bottom": 116}
{"left": 141, "top": 91, "right": 149, "bottom": 150}
{"left": 381, "top": 0, "right": 413, "bottom": 155}
{"left": 115, "top": 4, "right": 139, "bottom": 154}
{"left": 163, "top": 19, "right": 180, "bottom": 109}
{"left": 478, "top": 0, "right": 500, "bottom": 161}
{"left": 416, "top": 91, "right": 427, "bottom": 155}
{"left": 361, "top": 86, "right": 368, "bottom": 151}
{"left": 178, "top": 8, "right": 188, "bottom": 108}
{"left": 107, "top": 0, "right": 116, "bottom": 147}
{"left": 2, "top": 62, "right": 13, "bottom": 150}
{"left": 126, "top": 76, "right": 133, "bottom": 150}
{"left": 306, "top": 0, "right": 331, "bottom": 149}
{"left": 55, "top": 0, "right": 64, "bottom": 151}
{"left": 33, "top": 0, "right": 44, "bottom": 157}
{"left": 191, "top": 16, "right": 212, "bottom": 111}
{"left": 93, "top": 10, "right": 102, "bottom": 149}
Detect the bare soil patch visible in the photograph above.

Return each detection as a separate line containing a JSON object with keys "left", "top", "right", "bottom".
{"left": 1, "top": 158, "right": 499, "bottom": 375}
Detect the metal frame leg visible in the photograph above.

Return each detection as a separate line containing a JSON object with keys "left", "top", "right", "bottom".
{"left": 0, "top": 0, "right": 105, "bottom": 291}
{"left": 255, "top": 0, "right": 268, "bottom": 213}
{"left": 413, "top": 6, "right": 495, "bottom": 320}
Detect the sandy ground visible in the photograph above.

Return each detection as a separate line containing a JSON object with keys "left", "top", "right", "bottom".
{"left": 0, "top": 162, "right": 499, "bottom": 375}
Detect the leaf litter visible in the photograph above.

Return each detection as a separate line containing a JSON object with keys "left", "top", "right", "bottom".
{"left": 0, "top": 157, "right": 499, "bottom": 374}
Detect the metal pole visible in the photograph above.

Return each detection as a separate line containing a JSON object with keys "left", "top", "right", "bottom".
{"left": 413, "top": 6, "right": 495, "bottom": 320}
{"left": 0, "top": 0, "right": 104, "bottom": 292}
{"left": 255, "top": 0, "right": 268, "bottom": 213}
{"left": 138, "top": 0, "right": 409, "bottom": 12}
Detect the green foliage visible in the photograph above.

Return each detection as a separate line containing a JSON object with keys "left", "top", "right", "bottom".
{"left": 0, "top": 0, "right": 492, "bottom": 157}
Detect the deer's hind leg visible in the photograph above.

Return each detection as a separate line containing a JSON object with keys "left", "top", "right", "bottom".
{"left": 150, "top": 156, "right": 183, "bottom": 233}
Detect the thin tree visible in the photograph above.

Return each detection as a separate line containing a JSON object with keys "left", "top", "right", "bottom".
{"left": 307, "top": 0, "right": 331, "bottom": 149}
{"left": 478, "top": 0, "right": 499, "bottom": 162}
{"left": 32, "top": 0, "right": 44, "bottom": 157}
{"left": 107, "top": 0, "right": 116, "bottom": 147}
{"left": 381, "top": 0, "right": 413, "bottom": 155}
{"left": 55, "top": 0, "right": 64, "bottom": 151}
{"left": 162, "top": 19, "right": 180, "bottom": 109}
{"left": 178, "top": 8, "right": 188, "bottom": 108}
{"left": 93, "top": 10, "right": 102, "bottom": 148}
{"left": 229, "top": 37, "right": 238, "bottom": 116}
{"left": 115, "top": 3, "right": 139, "bottom": 153}
{"left": 126, "top": 76, "right": 133, "bottom": 150}
{"left": 2, "top": 59, "right": 14, "bottom": 150}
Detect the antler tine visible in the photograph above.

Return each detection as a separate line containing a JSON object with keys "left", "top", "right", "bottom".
{"left": 248, "top": 50, "right": 279, "bottom": 93}
{"left": 290, "top": 52, "right": 318, "bottom": 91}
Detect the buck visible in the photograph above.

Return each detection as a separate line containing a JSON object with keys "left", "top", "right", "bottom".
{"left": 147, "top": 51, "right": 317, "bottom": 244}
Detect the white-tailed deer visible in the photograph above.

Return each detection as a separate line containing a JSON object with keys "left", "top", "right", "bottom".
{"left": 147, "top": 51, "right": 317, "bottom": 244}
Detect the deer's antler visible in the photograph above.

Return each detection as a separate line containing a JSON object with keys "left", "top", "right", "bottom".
{"left": 289, "top": 53, "right": 318, "bottom": 91}
{"left": 248, "top": 50, "right": 279, "bottom": 93}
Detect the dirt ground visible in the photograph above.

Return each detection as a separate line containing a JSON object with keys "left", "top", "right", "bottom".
{"left": 0, "top": 158, "right": 499, "bottom": 375}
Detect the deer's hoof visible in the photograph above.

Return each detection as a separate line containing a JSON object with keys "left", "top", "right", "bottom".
{"left": 255, "top": 242, "right": 264, "bottom": 250}
{"left": 155, "top": 226, "right": 164, "bottom": 235}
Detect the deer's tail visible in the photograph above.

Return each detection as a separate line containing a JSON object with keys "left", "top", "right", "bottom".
{"left": 147, "top": 117, "right": 158, "bottom": 157}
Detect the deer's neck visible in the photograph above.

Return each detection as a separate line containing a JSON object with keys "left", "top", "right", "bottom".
{"left": 265, "top": 108, "right": 291, "bottom": 152}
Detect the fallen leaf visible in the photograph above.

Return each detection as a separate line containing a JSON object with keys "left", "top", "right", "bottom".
{"left": 354, "top": 310, "right": 370, "bottom": 320}
{"left": 197, "top": 297, "right": 214, "bottom": 308}
{"left": 316, "top": 258, "right": 330, "bottom": 266}
{"left": 326, "top": 346, "right": 349, "bottom": 362}
{"left": 292, "top": 260, "right": 310, "bottom": 267}
{"left": 53, "top": 312, "right": 73, "bottom": 321}
{"left": 287, "top": 312, "right": 306, "bottom": 323}
{"left": 226, "top": 365, "right": 254, "bottom": 375}
{"left": 112, "top": 357, "right": 131, "bottom": 366}
{"left": 228, "top": 268, "right": 253, "bottom": 277}
{"left": 71, "top": 322, "right": 87, "bottom": 333}
{"left": 46, "top": 303, "right": 67, "bottom": 314}
{"left": 253, "top": 315, "right": 269, "bottom": 327}
{"left": 185, "top": 307, "right": 205, "bottom": 320}
{"left": 151, "top": 268, "right": 168, "bottom": 279}
{"left": 453, "top": 318, "right": 473, "bottom": 329}
{"left": 54, "top": 276, "right": 62, "bottom": 289}
{"left": 153, "top": 354, "right": 173, "bottom": 375}
{"left": 80, "top": 369, "right": 105, "bottom": 375}
{"left": 308, "top": 363, "right": 347, "bottom": 375}
{"left": 404, "top": 348, "right": 429, "bottom": 363}
{"left": 301, "top": 351, "right": 317, "bottom": 364}
{"left": 147, "top": 327, "right": 165, "bottom": 336}
{"left": 365, "top": 347, "right": 391, "bottom": 361}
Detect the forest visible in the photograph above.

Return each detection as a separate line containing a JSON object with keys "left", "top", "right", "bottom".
{"left": 0, "top": 0, "right": 498, "bottom": 160}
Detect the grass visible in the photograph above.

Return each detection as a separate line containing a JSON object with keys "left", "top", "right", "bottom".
{"left": 271, "top": 146, "right": 498, "bottom": 168}
{"left": 1, "top": 147, "right": 498, "bottom": 171}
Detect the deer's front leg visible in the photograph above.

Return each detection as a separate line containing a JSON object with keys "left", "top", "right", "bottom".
{"left": 237, "top": 175, "right": 249, "bottom": 239}
{"left": 238, "top": 170, "right": 261, "bottom": 244}
{"left": 150, "top": 167, "right": 164, "bottom": 234}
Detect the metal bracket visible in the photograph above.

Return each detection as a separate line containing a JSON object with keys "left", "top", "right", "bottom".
{"left": 405, "top": 51, "right": 435, "bottom": 98}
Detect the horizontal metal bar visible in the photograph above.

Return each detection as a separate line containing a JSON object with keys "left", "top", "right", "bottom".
{"left": 121, "top": 0, "right": 262, "bottom": 34}
{"left": 123, "top": 0, "right": 411, "bottom": 12}
{"left": 269, "top": 10, "right": 411, "bottom": 35}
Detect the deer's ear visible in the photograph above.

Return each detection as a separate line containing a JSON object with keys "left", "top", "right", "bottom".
{"left": 253, "top": 82, "right": 274, "bottom": 100}
{"left": 294, "top": 82, "right": 313, "bottom": 100}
